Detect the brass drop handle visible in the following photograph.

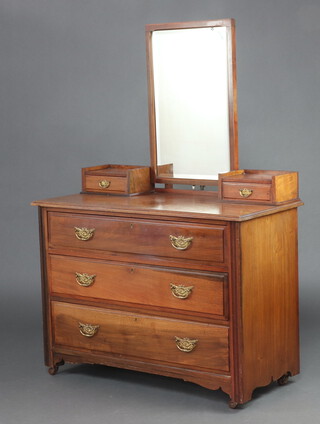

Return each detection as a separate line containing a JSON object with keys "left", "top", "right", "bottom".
{"left": 75, "top": 272, "right": 96, "bottom": 287}
{"left": 170, "top": 283, "right": 194, "bottom": 299}
{"left": 175, "top": 336, "right": 198, "bottom": 353}
{"left": 74, "top": 227, "right": 95, "bottom": 241}
{"left": 79, "top": 322, "right": 99, "bottom": 338}
{"left": 99, "top": 180, "right": 111, "bottom": 189}
{"left": 239, "top": 188, "right": 253, "bottom": 198}
{"left": 169, "top": 235, "right": 193, "bottom": 251}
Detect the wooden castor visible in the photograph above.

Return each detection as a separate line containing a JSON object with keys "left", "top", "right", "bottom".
{"left": 228, "top": 400, "right": 238, "bottom": 409}
{"left": 48, "top": 360, "right": 65, "bottom": 375}
{"left": 277, "top": 373, "right": 290, "bottom": 386}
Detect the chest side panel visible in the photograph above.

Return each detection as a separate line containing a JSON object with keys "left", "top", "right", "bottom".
{"left": 239, "top": 209, "right": 299, "bottom": 403}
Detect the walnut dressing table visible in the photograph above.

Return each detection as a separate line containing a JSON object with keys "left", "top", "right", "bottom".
{"left": 32, "top": 19, "right": 302, "bottom": 408}
{"left": 32, "top": 192, "right": 302, "bottom": 407}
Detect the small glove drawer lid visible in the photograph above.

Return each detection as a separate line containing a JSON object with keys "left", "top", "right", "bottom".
{"left": 222, "top": 182, "right": 271, "bottom": 201}
{"left": 218, "top": 169, "right": 299, "bottom": 204}
{"left": 82, "top": 164, "right": 152, "bottom": 195}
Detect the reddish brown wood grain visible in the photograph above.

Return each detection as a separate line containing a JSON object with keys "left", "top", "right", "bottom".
{"left": 52, "top": 301, "right": 230, "bottom": 373}
{"left": 38, "top": 208, "right": 50, "bottom": 367}
{"left": 223, "top": 182, "right": 271, "bottom": 202}
{"left": 82, "top": 164, "right": 152, "bottom": 195}
{"left": 53, "top": 348, "right": 232, "bottom": 394}
{"left": 49, "top": 255, "right": 228, "bottom": 319}
{"left": 48, "top": 212, "right": 227, "bottom": 264}
{"left": 219, "top": 170, "right": 299, "bottom": 205}
{"left": 273, "top": 172, "right": 298, "bottom": 203}
{"left": 33, "top": 187, "right": 302, "bottom": 407}
{"left": 239, "top": 209, "right": 300, "bottom": 403}
{"left": 84, "top": 175, "right": 127, "bottom": 194}
{"left": 31, "top": 192, "right": 303, "bottom": 222}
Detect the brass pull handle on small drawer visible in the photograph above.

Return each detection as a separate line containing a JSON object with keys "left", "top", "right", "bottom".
{"left": 74, "top": 227, "right": 95, "bottom": 241}
{"left": 175, "top": 336, "right": 198, "bottom": 353}
{"left": 99, "top": 180, "right": 111, "bottom": 189}
{"left": 239, "top": 188, "right": 253, "bottom": 198}
{"left": 79, "top": 322, "right": 99, "bottom": 337}
{"left": 75, "top": 272, "right": 96, "bottom": 287}
{"left": 170, "top": 283, "right": 194, "bottom": 299}
{"left": 169, "top": 235, "right": 193, "bottom": 250}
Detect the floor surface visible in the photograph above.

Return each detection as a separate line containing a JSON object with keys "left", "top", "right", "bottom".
{"left": 1, "top": 297, "right": 319, "bottom": 424}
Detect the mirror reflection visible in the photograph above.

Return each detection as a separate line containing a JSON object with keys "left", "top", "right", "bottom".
{"left": 150, "top": 25, "right": 234, "bottom": 182}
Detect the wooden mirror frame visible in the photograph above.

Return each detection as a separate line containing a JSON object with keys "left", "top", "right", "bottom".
{"left": 145, "top": 19, "right": 239, "bottom": 188}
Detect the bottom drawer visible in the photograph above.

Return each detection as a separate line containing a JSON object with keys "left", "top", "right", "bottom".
{"left": 52, "top": 302, "right": 229, "bottom": 373}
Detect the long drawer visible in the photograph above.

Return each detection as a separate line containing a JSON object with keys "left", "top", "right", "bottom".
{"left": 52, "top": 302, "right": 230, "bottom": 372}
{"left": 49, "top": 255, "right": 228, "bottom": 319}
{"left": 48, "top": 212, "right": 227, "bottom": 264}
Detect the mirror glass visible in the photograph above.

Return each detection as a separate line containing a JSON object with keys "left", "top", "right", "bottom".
{"left": 147, "top": 21, "right": 238, "bottom": 185}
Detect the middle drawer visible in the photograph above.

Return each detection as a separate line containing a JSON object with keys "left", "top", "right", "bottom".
{"left": 49, "top": 255, "right": 228, "bottom": 319}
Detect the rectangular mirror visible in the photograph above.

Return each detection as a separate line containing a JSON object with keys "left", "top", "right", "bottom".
{"left": 146, "top": 19, "right": 238, "bottom": 186}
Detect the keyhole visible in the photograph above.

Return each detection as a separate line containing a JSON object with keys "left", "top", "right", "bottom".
{"left": 130, "top": 223, "right": 134, "bottom": 229}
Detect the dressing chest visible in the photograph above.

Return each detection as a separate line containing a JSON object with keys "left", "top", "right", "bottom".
{"left": 32, "top": 19, "right": 302, "bottom": 408}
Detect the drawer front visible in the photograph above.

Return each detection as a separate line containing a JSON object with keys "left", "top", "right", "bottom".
{"left": 48, "top": 213, "right": 227, "bottom": 264}
{"left": 49, "top": 255, "right": 227, "bottom": 318}
{"left": 222, "top": 182, "right": 271, "bottom": 201}
{"left": 52, "top": 302, "right": 229, "bottom": 372}
{"left": 84, "top": 175, "right": 127, "bottom": 193}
